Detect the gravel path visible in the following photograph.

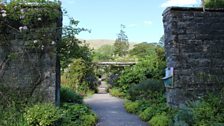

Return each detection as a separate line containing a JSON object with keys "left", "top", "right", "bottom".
{"left": 84, "top": 93, "right": 148, "bottom": 126}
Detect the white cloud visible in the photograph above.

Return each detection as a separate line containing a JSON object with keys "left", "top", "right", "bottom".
{"left": 144, "top": 21, "right": 152, "bottom": 26}
{"left": 161, "top": 0, "right": 199, "bottom": 8}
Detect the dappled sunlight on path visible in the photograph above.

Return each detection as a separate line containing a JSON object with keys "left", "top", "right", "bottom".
{"left": 84, "top": 93, "right": 148, "bottom": 126}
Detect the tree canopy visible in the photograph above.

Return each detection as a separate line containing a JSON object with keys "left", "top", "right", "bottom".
{"left": 113, "top": 24, "right": 129, "bottom": 57}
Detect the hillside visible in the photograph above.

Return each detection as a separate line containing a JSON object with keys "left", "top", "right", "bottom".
{"left": 81, "top": 39, "right": 136, "bottom": 50}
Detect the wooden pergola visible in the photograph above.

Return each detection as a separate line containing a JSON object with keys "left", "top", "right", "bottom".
{"left": 95, "top": 62, "right": 137, "bottom": 66}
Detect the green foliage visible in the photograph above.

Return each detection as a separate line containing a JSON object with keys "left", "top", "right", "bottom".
{"left": 63, "top": 58, "right": 97, "bottom": 96}
{"left": 139, "top": 106, "right": 156, "bottom": 121}
{"left": 24, "top": 103, "right": 62, "bottom": 126}
{"left": 114, "top": 24, "right": 129, "bottom": 56}
{"left": 129, "top": 42, "right": 157, "bottom": 58}
{"left": 109, "top": 87, "right": 125, "bottom": 97}
{"left": 189, "top": 97, "right": 224, "bottom": 126}
{"left": 117, "top": 46, "right": 165, "bottom": 94}
{"left": 93, "top": 45, "right": 114, "bottom": 61}
{"left": 116, "top": 65, "right": 147, "bottom": 93}
{"left": 148, "top": 112, "right": 170, "bottom": 126}
{"left": 205, "top": 0, "right": 224, "bottom": 8}
{"left": 60, "top": 19, "right": 92, "bottom": 69}
{"left": 4, "top": 0, "right": 60, "bottom": 27}
{"left": 0, "top": 103, "right": 28, "bottom": 126}
{"left": 60, "top": 86, "right": 83, "bottom": 104}
{"left": 124, "top": 100, "right": 141, "bottom": 113}
{"left": 173, "top": 106, "right": 194, "bottom": 126}
{"left": 172, "top": 90, "right": 224, "bottom": 126}
{"left": 61, "top": 103, "right": 97, "bottom": 126}
{"left": 127, "top": 79, "right": 165, "bottom": 101}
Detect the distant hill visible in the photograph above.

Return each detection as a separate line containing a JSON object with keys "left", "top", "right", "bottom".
{"left": 81, "top": 39, "right": 136, "bottom": 50}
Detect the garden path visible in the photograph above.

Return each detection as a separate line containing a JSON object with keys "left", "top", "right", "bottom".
{"left": 84, "top": 82, "right": 148, "bottom": 126}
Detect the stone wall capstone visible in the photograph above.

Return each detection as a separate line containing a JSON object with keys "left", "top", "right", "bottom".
{"left": 163, "top": 7, "right": 224, "bottom": 106}
{"left": 0, "top": 6, "right": 62, "bottom": 105}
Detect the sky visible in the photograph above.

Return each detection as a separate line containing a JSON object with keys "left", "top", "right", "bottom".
{"left": 61, "top": 0, "right": 201, "bottom": 43}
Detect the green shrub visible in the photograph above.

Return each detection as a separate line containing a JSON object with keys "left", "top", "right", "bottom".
{"left": 139, "top": 106, "right": 156, "bottom": 121}
{"left": 148, "top": 112, "right": 170, "bottom": 126}
{"left": 124, "top": 100, "right": 141, "bottom": 113}
{"left": 117, "top": 47, "right": 165, "bottom": 94}
{"left": 127, "top": 79, "right": 165, "bottom": 101}
{"left": 109, "top": 87, "right": 125, "bottom": 97}
{"left": 173, "top": 106, "right": 194, "bottom": 126}
{"left": 0, "top": 104, "right": 28, "bottom": 126}
{"left": 135, "top": 100, "right": 152, "bottom": 114}
{"left": 61, "top": 103, "right": 97, "bottom": 126}
{"left": 24, "top": 103, "right": 62, "bottom": 126}
{"left": 62, "top": 58, "right": 98, "bottom": 96}
{"left": 205, "top": 0, "right": 224, "bottom": 8}
{"left": 172, "top": 91, "right": 224, "bottom": 126}
{"left": 80, "top": 114, "right": 98, "bottom": 126}
{"left": 191, "top": 101, "right": 218, "bottom": 125}
{"left": 60, "top": 86, "right": 83, "bottom": 104}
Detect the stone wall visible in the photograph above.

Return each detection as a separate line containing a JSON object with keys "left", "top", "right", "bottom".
{"left": 163, "top": 7, "right": 224, "bottom": 106}
{"left": 0, "top": 6, "right": 62, "bottom": 105}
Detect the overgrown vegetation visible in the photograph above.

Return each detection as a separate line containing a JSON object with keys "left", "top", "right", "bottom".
{"left": 108, "top": 36, "right": 224, "bottom": 125}
{"left": 62, "top": 58, "right": 97, "bottom": 96}
{"left": 205, "top": 0, "right": 224, "bottom": 8}
{"left": 0, "top": 86, "right": 97, "bottom": 126}
{"left": 0, "top": 1, "right": 98, "bottom": 125}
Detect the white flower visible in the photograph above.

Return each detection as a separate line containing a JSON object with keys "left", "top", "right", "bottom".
{"left": 51, "top": 41, "right": 55, "bottom": 45}
{"left": 20, "top": 15, "right": 25, "bottom": 19}
{"left": 41, "top": 45, "right": 44, "bottom": 50}
{"left": 19, "top": 26, "right": 28, "bottom": 32}
{"left": 23, "top": 26, "right": 28, "bottom": 30}
{"left": 1, "top": 10, "right": 6, "bottom": 13}
{"left": 20, "top": 9, "right": 25, "bottom": 13}
{"left": 2, "top": 13, "right": 6, "bottom": 17}
{"left": 37, "top": 17, "right": 42, "bottom": 21}
{"left": 33, "top": 40, "right": 38, "bottom": 44}
{"left": 19, "top": 26, "right": 23, "bottom": 32}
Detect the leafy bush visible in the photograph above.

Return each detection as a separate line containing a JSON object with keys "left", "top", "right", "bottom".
{"left": 117, "top": 47, "right": 165, "bottom": 94}
{"left": 127, "top": 79, "right": 165, "bottom": 101}
{"left": 61, "top": 103, "right": 97, "bottom": 126}
{"left": 172, "top": 91, "right": 224, "bottom": 126}
{"left": 173, "top": 106, "right": 194, "bottom": 126}
{"left": 124, "top": 100, "right": 141, "bottom": 113}
{"left": 62, "top": 58, "right": 97, "bottom": 96}
{"left": 139, "top": 106, "right": 156, "bottom": 121}
{"left": 148, "top": 112, "right": 170, "bottom": 126}
{"left": 24, "top": 103, "right": 62, "bottom": 126}
{"left": 0, "top": 104, "right": 28, "bottom": 126}
{"left": 109, "top": 87, "right": 125, "bottom": 98}
{"left": 205, "top": 0, "right": 224, "bottom": 8}
{"left": 60, "top": 86, "right": 83, "bottom": 104}
{"left": 190, "top": 100, "right": 223, "bottom": 126}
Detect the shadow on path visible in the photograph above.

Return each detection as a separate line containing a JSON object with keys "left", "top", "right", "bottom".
{"left": 84, "top": 93, "right": 148, "bottom": 126}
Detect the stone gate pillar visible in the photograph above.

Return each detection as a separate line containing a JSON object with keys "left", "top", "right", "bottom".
{"left": 0, "top": 4, "right": 62, "bottom": 105}
{"left": 163, "top": 7, "right": 224, "bottom": 106}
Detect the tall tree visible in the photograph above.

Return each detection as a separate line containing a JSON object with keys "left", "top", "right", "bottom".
{"left": 158, "top": 35, "right": 164, "bottom": 47}
{"left": 114, "top": 24, "right": 129, "bottom": 56}
{"left": 59, "top": 18, "right": 92, "bottom": 70}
